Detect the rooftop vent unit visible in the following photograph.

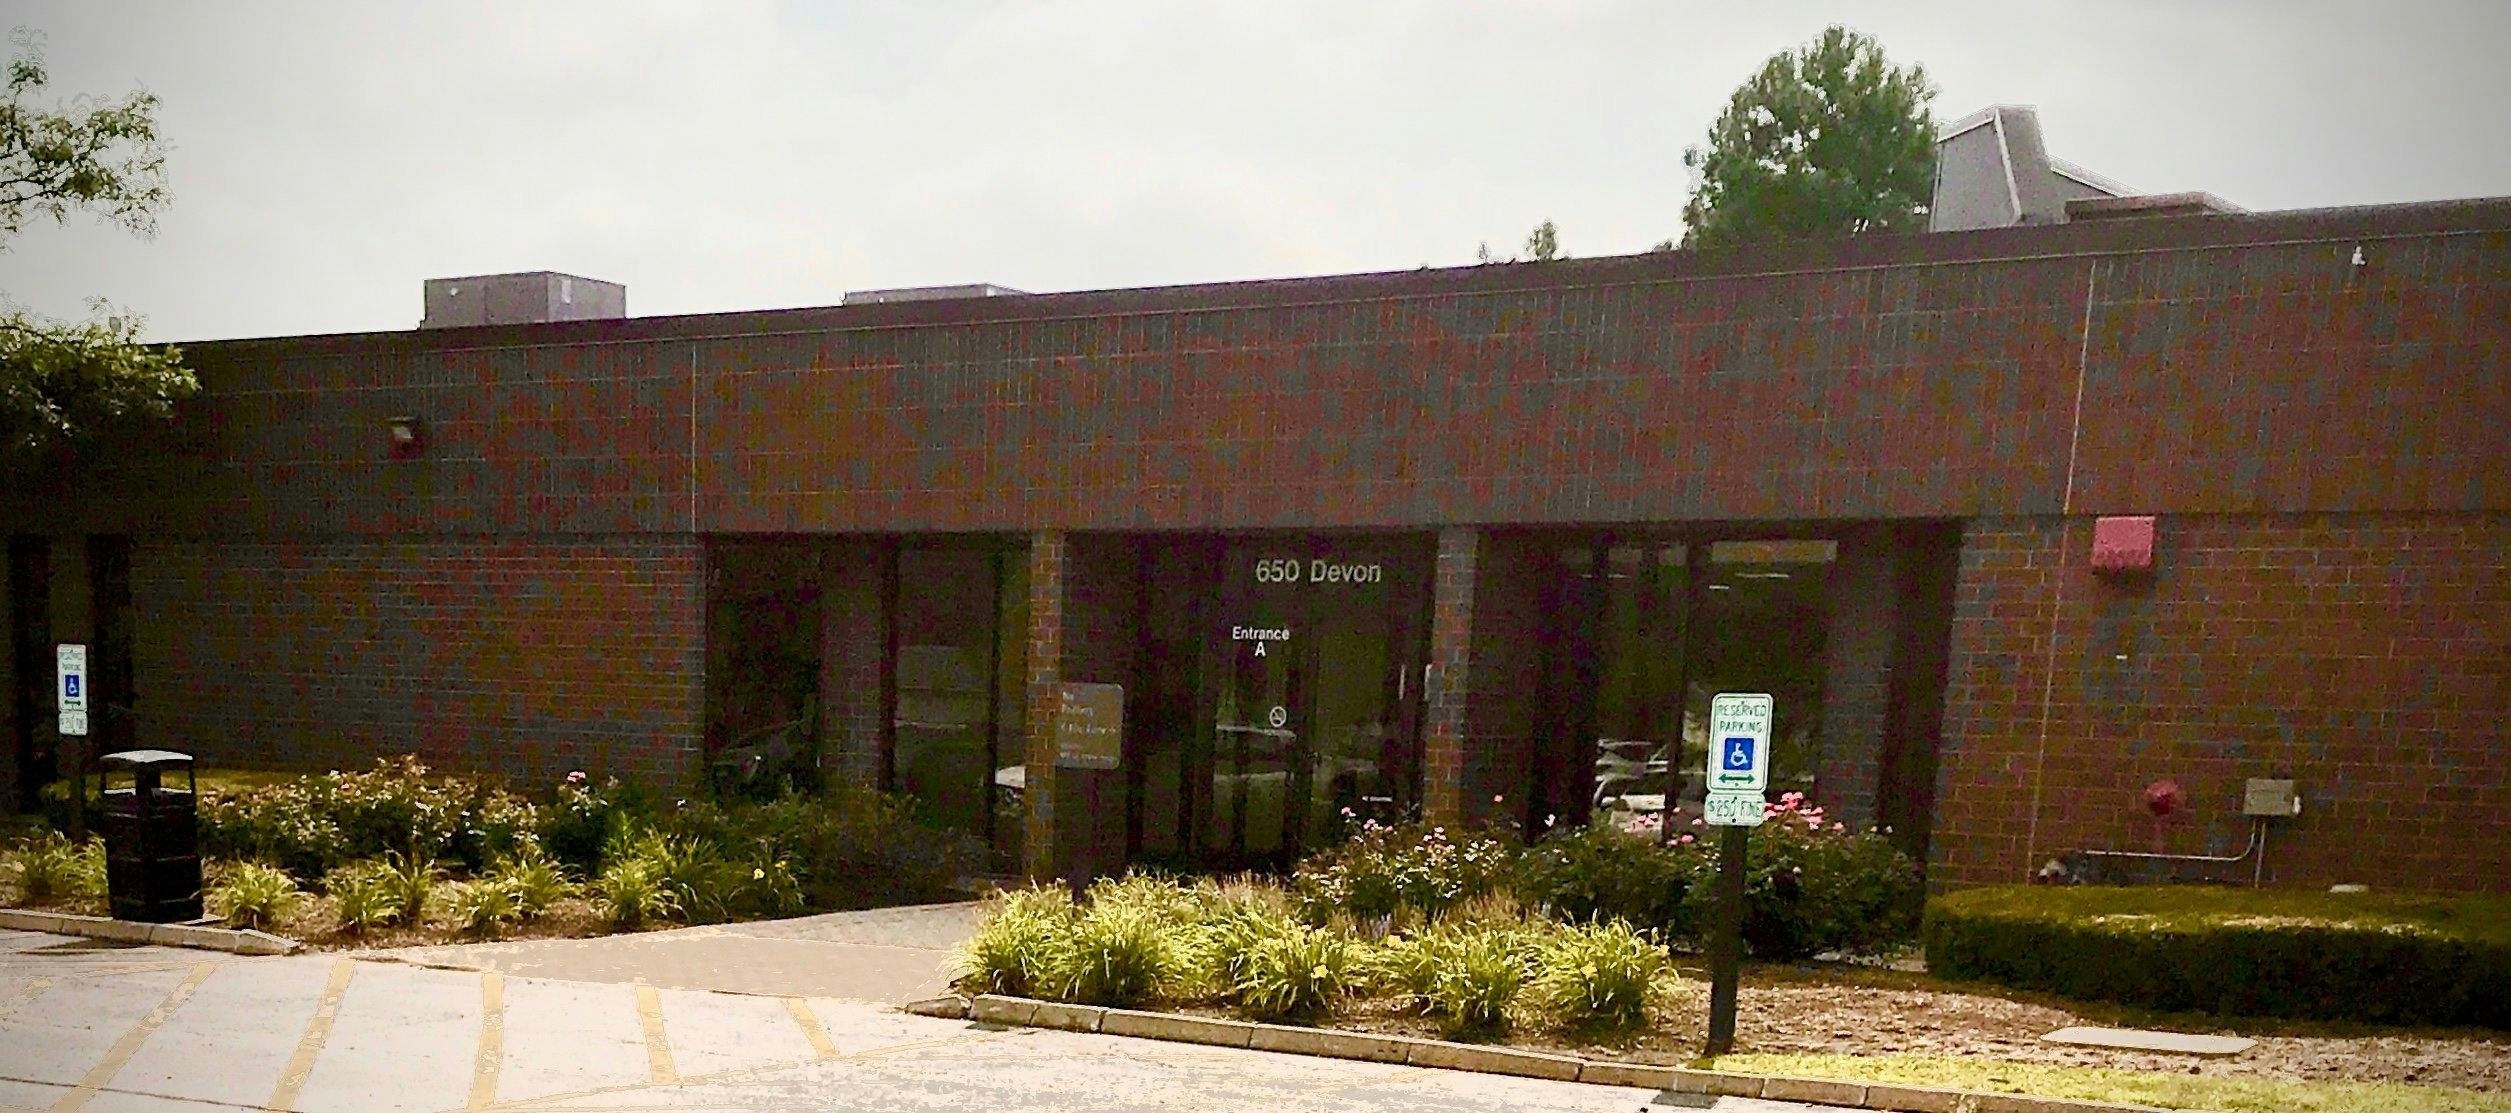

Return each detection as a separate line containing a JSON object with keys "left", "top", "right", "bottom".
{"left": 420, "top": 271, "right": 625, "bottom": 329}
{"left": 1928, "top": 105, "right": 2238, "bottom": 233}
{"left": 840, "top": 283, "right": 1027, "bottom": 306}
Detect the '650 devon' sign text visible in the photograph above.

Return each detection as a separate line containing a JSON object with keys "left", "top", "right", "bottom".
{"left": 1253, "top": 558, "right": 1383, "bottom": 585}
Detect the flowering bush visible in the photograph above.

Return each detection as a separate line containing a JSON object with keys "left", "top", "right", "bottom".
{"left": 1516, "top": 822, "right": 1705, "bottom": 937}
{"left": 1291, "top": 819, "right": 1517, "bottom": 924}
{"left": 198, "top": 756, "right": 539, "bottom": 878}
{"left": 1673, "top": 792, "right": 1923, "bottom": 961}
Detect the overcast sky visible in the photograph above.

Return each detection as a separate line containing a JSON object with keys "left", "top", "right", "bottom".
{"left": 3, "top": 1, "right": 2507, "bottom": 343}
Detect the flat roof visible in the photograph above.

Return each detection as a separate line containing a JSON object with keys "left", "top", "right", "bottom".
{"left": 186, "top": 196, "right": 2511, "bottom": 357}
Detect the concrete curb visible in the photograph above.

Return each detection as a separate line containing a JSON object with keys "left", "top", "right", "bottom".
{"left": 946, "top": 995, "right": 2171, "bottom": 1113}
{"left": 0, "top": 908, "right": 300, "bottom": 955}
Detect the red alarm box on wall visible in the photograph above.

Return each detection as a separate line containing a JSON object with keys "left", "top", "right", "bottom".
{"left": 2091, "top": 515, "right": 2156, "bottom": 572}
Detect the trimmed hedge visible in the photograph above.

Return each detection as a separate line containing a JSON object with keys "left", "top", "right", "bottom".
{"left": 1924, "top": 886, "right": 2511, "bottom": 1028}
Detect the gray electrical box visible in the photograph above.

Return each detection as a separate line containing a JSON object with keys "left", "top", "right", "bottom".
{"left": 2243, "top": 778, "right": 2301, "bottom": 817}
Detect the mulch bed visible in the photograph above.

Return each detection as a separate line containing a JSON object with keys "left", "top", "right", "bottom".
{"left": 1218, "top": 958, "right": 2511, "bottom": 1094}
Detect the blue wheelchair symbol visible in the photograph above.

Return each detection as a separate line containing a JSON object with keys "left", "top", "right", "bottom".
{"left": 63, "top": 675, "right": 80, "bottom": 699}
{"left": 1721, "top": 736, "right": 1755, "bottom": 770}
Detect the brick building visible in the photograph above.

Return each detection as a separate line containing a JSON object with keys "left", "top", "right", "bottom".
{"left": 3, "top": 196, "right": 2505, "bottom": 893}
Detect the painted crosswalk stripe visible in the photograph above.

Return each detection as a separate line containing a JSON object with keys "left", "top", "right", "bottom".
{"left": 468, "top": 971, "right": 505, "bottom": 1109}
{"left": 782, "top": 997, "right": 842, "bottom": 1060}
{"left": 49, "top": 961, "right": 218, "bottom": 1113}
{"left": 633, "top": 982, "right": 677, "bottom": 1084}
{"left": 266, "top": 957, "right": 358, "bottom": 1112}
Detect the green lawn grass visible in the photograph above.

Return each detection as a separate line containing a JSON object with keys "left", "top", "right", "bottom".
{"left": 1715, "top": 1053, "right": 2510, "bottom": 1113}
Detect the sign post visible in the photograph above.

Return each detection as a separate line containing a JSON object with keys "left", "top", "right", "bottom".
{"left": 57, "top": 645, "right": 92, "bottom": 836}
{"left": 1051, "top": 683, "right": 1123, "bottom": 901}
{"left": 1702, "top": 692, "right": 1773, "bottom": 1058}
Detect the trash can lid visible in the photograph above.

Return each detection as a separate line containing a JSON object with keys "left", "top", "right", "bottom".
{"left": 100, "top": 749, "right": 195, "bottom": 769}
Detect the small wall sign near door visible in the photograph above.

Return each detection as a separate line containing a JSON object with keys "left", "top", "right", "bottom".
{"left": 57, "top": 643, "right": 89, "bottom": 737}
{"left": 1053, "top": 682, "right": 1123, "bottom": 770}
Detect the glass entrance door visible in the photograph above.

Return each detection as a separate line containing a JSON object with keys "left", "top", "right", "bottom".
{"left": 1198, "top": 536, "right": 1429, "bottom": 870}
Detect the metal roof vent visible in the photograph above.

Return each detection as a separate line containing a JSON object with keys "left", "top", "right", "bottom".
{"left": 421, "top": 271, "right": 625, "bottom": 328}
{"left": 840, "top": 283, "right": 1027, "bottom": 306}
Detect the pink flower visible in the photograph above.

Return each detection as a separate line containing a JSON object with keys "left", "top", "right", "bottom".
{"left": 1678, "top": 834, "right": 1695, "bottom": 845}
{"left": 1691, "top": 817, "right": 1705, "bottom": 826}
{"left": 565, "top": 770, "right": 587, "bottom": 785}
{"left": 1833, "top": 822, "right": 1847, "bottom": 832}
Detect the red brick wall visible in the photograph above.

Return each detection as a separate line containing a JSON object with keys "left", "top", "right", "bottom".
{"left": 1936, "top": 512, "right": 2511, "bottom": 892}
{"left": 129, "top": 537, "right": 704, "bottom": 786}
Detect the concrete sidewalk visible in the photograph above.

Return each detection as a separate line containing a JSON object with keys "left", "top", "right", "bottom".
{"left": 368, "top": 902, "right": 985, "bottom": 1003}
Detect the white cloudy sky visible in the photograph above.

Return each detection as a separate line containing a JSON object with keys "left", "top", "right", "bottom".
{"left": 2, "top": 1, "right": 2507, "bottom": 342}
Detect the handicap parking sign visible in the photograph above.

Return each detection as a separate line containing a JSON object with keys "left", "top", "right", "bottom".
{"left": 1721, "top": 736, "right": 1755, "bottom": 771}
{"left": 1705, "top": 693, "right": 1772, "bottom": 792}
{"left": 63, "top": 675, "right": 80, "bottom": 699}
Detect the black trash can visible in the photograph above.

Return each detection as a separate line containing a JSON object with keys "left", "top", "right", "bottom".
{"left": 99, "top": 750, "right": 204, "bottom": 923}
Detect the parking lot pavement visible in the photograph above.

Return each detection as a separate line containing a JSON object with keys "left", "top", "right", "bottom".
{"left": 0, "top": 929, "right": 1850, "bottom": 1113}
{"left": 368, "top": 902, "right": 984, "bottom": 1005}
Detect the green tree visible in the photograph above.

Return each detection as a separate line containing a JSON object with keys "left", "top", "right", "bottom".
{"left": 0, "top": 30, "right": 190, "bottom": 458}
{"left": 1679, "top": 26, "right": 1936, "bottom": 247}
{"left": 1474, "top": 218, "right": 1565, "bottom": 264}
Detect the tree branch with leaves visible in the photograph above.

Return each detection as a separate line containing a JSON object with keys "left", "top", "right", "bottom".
{"left": 0, "top": 28, "right": 190, "bottom": 460}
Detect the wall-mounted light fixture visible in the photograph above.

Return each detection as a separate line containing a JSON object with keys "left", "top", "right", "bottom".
{"left": 385, "top": 415, "right": 425, "bottom": 461}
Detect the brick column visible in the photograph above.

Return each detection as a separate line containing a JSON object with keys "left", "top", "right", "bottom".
{"left": 1423, "top": 527, "right": 1479, "bottom": 824}
{"left": 817, "top": 539, "right": 890, "bottom": 789}
{"left": 1020, "top": 530, "right": 1067, "bottom": 879}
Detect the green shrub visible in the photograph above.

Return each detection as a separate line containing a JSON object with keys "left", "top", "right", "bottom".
{"left": 378, "top": 851, "right": 446, "bottom": 926}
{"left": 539, "top": 771, "right": 652, "bottom": 874}
{"left": 482, "top": 846, "right": 577, "bottom": 919}
{"left": 1529, "top": 919, "right": 1675, "bottom": 1032}
{"left": 1292, "top": 820, "right": 1519, "bottom": 925}
{"left": 658, "top": 787, "right": 982, "bottom": 911}
{"left": 324, "top": 860, "right": 403, "bottom": 932}
{"left": 445, "top": 878, "right": 524, "bottom": 938}
{"left": 594, "top": 855, "right": 681, "bottom": 929}
{"left": 1042, "top": 901, "right": 1185, "bottom": 1007}
{"left": 953, "top": 886, "right": 1077, "bottom": 997}
{"left": 208, "top": 861, "right": 302, "bottom": 928}
{"left": 1925, "top": 886, "right": 2511, "bottom": 1028}
{"left": 8, "top": 831, "right": 105, "bottom": 902}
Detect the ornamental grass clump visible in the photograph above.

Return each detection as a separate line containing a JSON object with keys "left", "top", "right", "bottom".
{"left": 323, "top": 860, "right": 402, "bottom": 932}
{"left": 1529, "top": 919, "right": 1676, "bottom": 1032}
{"left": 1041, "top": 899, "right": 1186, "bottom": 1007}
{"left": 378, "top": 851, "right": 446, "bottom": 926}
{"left": 1228, "top": 920, "right": 1356, "bottom": 1022}
{"left": 482, "top": 845, "right": 577, "bottom": 919}
{"left": 594, "top": 853, "right": 682, "bottom": 929}
{"left": 7, "top": 830, "right": 104, "bottom": 902}
{"left": 953, "top": 886, "right": 1076, "bottom": 998}
{"left": 445, "top": 877, "right": 524, "bottom": 938}
{"left": 1373, "top": 921, "right": 1538, "bottom": 1038}
{"left": 208, "top": 861, "right": 301, "bottom": 929}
